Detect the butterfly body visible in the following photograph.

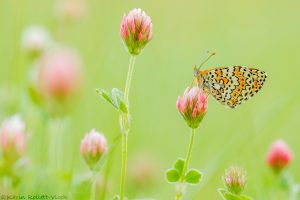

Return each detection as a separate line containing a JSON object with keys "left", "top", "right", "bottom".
{"left": 194, "top": 66, "right": 267, "bottom": 108}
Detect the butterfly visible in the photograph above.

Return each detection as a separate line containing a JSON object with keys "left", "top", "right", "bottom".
{"left": 193, "top": 55, "right": 267, "bottom": 108}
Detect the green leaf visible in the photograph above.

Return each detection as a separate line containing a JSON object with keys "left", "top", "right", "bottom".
{"left": 218, "top": 189, "right": 252, "bottom": 200}
{"left": 112, "top": 88, "right": 125, "bottom": 101}
{"left": 112, "top": 88, "right": 128, "bottom": 113}
{"left": 174, "top": 158, "right": 185, "bottom": 176}
{"left": 185, "top": 169, "right": 202, "bottom": 184}
{"left": 117, "top": 97, "right": 128, "bottom": 113}
{"left": 96, "top": 89, "right": 118, "bottom": 109}
{"left": 165, "top": 169, "right": 180, "bottom": 183}
{"left": 96, "top": 88, "right": 128, "bottom": 113}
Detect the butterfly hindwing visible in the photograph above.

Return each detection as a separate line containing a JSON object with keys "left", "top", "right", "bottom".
{"left": 201, "top": 66, "right": 267, "bottom": 108}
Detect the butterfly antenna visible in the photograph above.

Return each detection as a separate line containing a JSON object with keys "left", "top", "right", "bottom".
{"left": 198, "top": 52, "right": 216, "bottom": 70}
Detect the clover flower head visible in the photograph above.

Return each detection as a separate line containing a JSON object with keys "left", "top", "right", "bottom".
{"left": 176, "top": 87, "right": 207, "bottom": 128}
{"left": 266, "top": 139, "right": 292, "bottom": 173}
{"left": 0, "top": 115, "right": 26, "bottom": 163}
{"left": 37, "top": 46, "right": 82, "bottom": 102}
{"left": 120, "top": 8, "right": 153, "bottom": 55}
{"left": 80, "top": 129, "right": 108, "bottom": 170}
{"left": 223, "top": 166, "right": 247, "bottom": 195}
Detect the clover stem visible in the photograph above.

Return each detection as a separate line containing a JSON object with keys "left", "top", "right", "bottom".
{"left": 90, "top": 171, "right": 97, "bottom": 200}
{"left": 175, "top": 128, "right": 196, "bottom": 200}
{"left": 119, "top": 55, "right": 136, "bottom": 200}
{"left": 124, "top": 55, "right": 136, "bottom": 104}
{"left": 182, "top": 128, "right": 196, "bottom": 177}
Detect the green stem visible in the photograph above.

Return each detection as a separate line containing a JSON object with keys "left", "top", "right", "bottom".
{"left": 120, "top": 133, "right": 128, "bottom": 200}
{"left": 90, "top": 171, "right": 97, "bottom": 200}
{"left": 182, "top": 128, "right": 195, "bottom": 176}
{"left": 175, "top": 182, "right": 186, "bottom": 200}
{"left": 124, "top": 55, "right": 136, "bottom": 104}
{"left": 176, "top": 128, "right": 196, "bottom": 200}
{"left": 119, "top": 55, "right": 136, "bottom": 200}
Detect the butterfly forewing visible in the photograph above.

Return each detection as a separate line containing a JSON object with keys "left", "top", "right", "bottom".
{"left": 200, "top": 66, "right": 267, "bottom": 108}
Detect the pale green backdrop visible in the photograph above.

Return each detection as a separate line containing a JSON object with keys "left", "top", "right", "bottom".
{"left": 0, "top": 0, "right": 299, "bottom": 199}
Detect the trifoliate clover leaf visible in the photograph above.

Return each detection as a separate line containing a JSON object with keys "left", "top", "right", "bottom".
{"left": 166, "top": 168, "right": 180, "bottom": 183}
{"left": 185, "top": 169, "right": 202, "bottom": 184}
{"left": 96, "top": 88, "right": 128, "bottom": 113}
{"left": 174, "top": 158, "right": 185, "bottom": 176}
{"left": 96, "top": 89, "right": 118, "bottom": 109}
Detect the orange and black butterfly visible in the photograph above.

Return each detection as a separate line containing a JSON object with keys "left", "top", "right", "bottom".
{"left": 193, "top": 53, "right": 267, "bottom": 108}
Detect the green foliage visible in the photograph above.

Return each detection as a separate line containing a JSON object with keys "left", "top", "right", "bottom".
{"left": 185, "top": 169, "right": 202, "bottom": 184}
{"left": 166, "top": 158, "right": 185, "bottom": 183}
{"left": 218, "top": 188, "right": 253, "bottom": 200}
{"left": 96, "top": 88, "right": 128, "bottom": 113}
{"left": 166, "top": 168, "right": 180, "bottom": 183}
{"left": 174, "top": 158, "right": 185, "bottom": 176}
{"left": 166, "top": 158, "right": 202, "bottom": 185}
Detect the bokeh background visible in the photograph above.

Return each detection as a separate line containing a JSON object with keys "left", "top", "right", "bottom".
{"left": 0, "top": 0, "right": 299, "bottom": 199}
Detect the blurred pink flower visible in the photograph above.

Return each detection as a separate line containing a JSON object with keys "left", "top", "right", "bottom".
{"left": 22, "top": 25, "right": 51, "bottom": 56}
{"left": 120, "top": 8, "right": 152, "bottom": 55}
{"left": 223, "top": 166, "right": 247, "bottom": 195}
{"left": 266, "top": 140, "right": 292, "bottom": 173}
{"left": 56, "top": 0, "right": 86, "bottom": 21}
{"left": 80, "top": 129, "right": 108, "bottom": 170}
{"left": 176, "top": 87, "right": 207, "bottom": 128}
{"left": 37, "top": 46, "right": 82, "bottom": 101}
{"left": 0, "top": 115, "right": 26, "bottom": 162}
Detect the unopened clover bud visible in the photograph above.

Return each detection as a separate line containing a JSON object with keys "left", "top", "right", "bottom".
{"left": 80, "top": 129, "right": 108, "bottom": 170}
{"left": 223, "top": 166, "right": 247, "bottom": 195}
{"left": 266, "top": 140, "right": 292, "bottom": 173}
{"left": 120, "top": 8, "right": 153, "bottom": 55}
{"left": 0, "top": 115, "right": 26, "bottom": 163}
{"left": 176, "top": 87, "right": 208, "bottom": 128}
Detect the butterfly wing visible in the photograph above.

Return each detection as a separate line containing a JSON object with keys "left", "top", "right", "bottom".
{"left": 202, "top": 66, "right": 267, "bottom": 108}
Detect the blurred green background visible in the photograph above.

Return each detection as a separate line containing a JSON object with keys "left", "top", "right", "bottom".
{"left": 0, "top": 0, "right": 299, "bottom": 199}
